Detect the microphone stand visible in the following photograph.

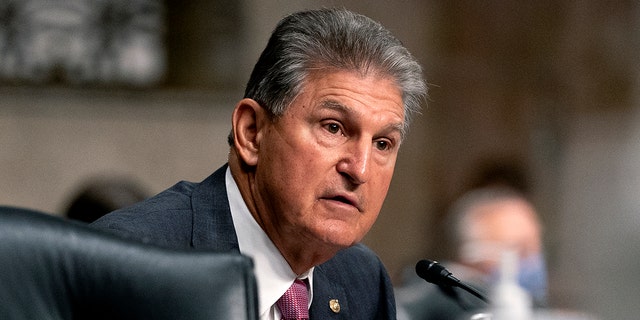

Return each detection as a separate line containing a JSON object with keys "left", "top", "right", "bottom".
{"left": 415, "top": 259, "right": 491, "bottom": 304}
{"left": 456, "top": 281, "right": 489, "bottom": 303}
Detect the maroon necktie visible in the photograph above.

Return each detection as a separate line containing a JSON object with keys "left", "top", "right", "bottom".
{"left": 276, "top": 279, "right": 309, "bottom": 320}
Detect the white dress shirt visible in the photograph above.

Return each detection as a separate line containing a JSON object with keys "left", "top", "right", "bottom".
{"left": 225, "top": 167, "right": 313, "bottom": 320}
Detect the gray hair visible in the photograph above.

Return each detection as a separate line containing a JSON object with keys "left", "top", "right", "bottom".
{"left": 230, "top": 8, "right": 426, "bottom": 145}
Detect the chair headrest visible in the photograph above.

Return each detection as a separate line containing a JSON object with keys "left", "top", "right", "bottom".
{"left": 0, "top": 206, "right": 258, "bottom": 320}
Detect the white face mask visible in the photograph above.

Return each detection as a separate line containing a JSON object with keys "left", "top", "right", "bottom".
{"left": 460, "top": 241, "right": 548, "bottom": 306}
{"left": 516, "top": 253, "right": 548, "bottom": 306}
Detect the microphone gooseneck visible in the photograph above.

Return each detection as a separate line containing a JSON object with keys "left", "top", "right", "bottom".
{"left": 415, "top": 259, "right": 490, "bottom": 303}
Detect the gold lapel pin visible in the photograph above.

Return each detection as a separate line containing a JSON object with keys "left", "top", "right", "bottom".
{"left": 329, "top": 299, "right": 340, "bottom": 313}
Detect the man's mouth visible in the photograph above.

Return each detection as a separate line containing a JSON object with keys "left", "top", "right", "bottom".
{"left": 322, "top": 193, "right": 362, "bottom": 212}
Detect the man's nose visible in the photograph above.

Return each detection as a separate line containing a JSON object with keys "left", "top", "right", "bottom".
{"left": 336, "top": 140, "right": 371, "bottom": 185}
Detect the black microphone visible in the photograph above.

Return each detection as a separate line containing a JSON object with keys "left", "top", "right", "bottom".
{"left": 415, "top": 259, "right": 490, "bottom": 303}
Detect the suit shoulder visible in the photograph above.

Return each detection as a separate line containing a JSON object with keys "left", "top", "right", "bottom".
{"left": 101, "top": 180, "right": 197, "bottom": 216}
{"left": 320, "top": 243, "right": 387, "bottom": 276}
{"left": 90, "top": 180, "right": 198, "bottom": 245}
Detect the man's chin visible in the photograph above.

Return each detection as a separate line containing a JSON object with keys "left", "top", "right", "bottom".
{"left": 317, "top": 231, "right": 361, "bottom": 250}
{"left": 307, "top": 220, "right": 368, "bottom": 247}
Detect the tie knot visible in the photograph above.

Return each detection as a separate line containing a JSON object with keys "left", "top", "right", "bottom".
{"left": 277, "top": 279, "right": 309, "bottom": 320}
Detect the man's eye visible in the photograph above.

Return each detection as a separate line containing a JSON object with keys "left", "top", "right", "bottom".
{"left": 326, "top": 123, "right": 341, "bottom": 134}
{"left": 375, "top": 140, "right": 391, "bottom": 151}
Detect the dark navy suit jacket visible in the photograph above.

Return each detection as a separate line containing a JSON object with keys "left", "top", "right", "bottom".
{"left": 92, "top": 165, "right": 396, "bottom": 319}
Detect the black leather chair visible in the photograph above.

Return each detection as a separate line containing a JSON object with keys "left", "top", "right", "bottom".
{"left": 0, "top": 206, "right": 258, "bottom": 320}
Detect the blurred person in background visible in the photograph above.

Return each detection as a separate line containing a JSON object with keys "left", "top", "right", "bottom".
{"left": 396, "top": 184, "right": 547, "bottom": 320}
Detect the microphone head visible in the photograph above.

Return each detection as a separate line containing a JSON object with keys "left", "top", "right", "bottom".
{"left": 415, "top": 259, "right": 458, "bottom": 286}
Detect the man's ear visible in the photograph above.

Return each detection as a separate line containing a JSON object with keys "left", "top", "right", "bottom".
{"left": 231, "top": 98, "right": 265, "bottom": 166}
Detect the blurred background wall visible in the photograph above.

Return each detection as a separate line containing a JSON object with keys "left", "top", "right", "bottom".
{"left": 1, "top": 0, "right": 639, "bottom": 318}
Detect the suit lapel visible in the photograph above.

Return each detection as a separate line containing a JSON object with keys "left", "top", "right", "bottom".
{"left": 190, "top": 164, "right": 240, "bottom": 252}
{"left": 310, "top": 266, "right": 349, "bottom": 319}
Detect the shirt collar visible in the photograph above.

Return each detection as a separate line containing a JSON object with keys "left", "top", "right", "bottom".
{"left": 225, "top": 167, "right": 314, "bottom": 318}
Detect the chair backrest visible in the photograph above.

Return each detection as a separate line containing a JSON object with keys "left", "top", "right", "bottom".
{"left": 0, "top": 206, "right": 259, "bottom": 320}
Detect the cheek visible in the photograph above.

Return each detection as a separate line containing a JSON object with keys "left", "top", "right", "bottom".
{"left": 257, "top": 149, "right": 317, "bottom": 212}
{"left": 370, "top": 171, "right": 394, "bottom": 205}
{"left": 360, "top": 174, "right": 393, "bottom": 220}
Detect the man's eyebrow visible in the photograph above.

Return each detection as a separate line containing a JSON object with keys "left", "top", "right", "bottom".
{"left": 386, "top": 122, "right": 404, "bottom": 136}
{"left": 320, "top": 100, "right": 405, "bottom": 139}
{"left": 319, "top": 100, "right": 349, "bottom": 112}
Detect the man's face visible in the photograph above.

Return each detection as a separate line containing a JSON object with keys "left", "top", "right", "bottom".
{"left": 253, "top": 70, "right": 405, "bottom": 249}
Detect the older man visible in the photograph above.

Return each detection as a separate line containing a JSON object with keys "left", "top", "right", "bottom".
{"left": 93, "top": 8, "right": 426, "bottom": 320}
